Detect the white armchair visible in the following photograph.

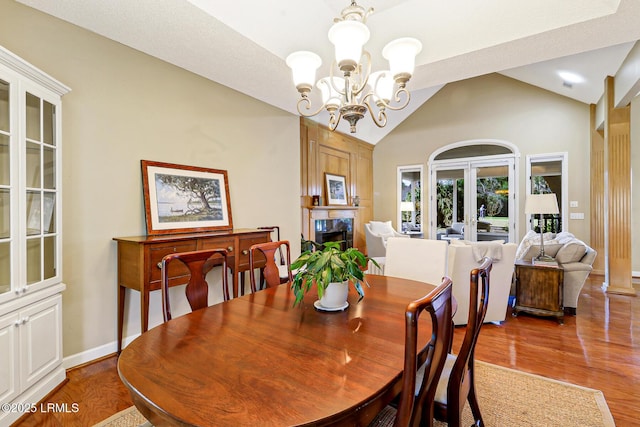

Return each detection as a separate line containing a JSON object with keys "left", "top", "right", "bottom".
{"left": 384, "top": 237, "right": 449, "bottom": 285}
{"left": 447, "top": 240, "right": 517, "bottom": 325}
{"left": 364, "top": 221, "right": 408, "bottom": 258}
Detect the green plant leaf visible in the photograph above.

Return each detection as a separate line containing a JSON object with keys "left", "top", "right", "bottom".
{"left": 289, "top": 241, "right": 374, "bottom": 307}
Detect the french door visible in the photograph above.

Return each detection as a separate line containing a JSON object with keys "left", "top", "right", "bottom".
{"left": 431, "top": 157, "right": 515, "bottom": 242}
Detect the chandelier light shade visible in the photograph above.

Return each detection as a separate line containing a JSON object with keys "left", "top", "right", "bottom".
{"left": 285, "top": 1, "right": 422, "bottom": 133}
{"left": 383, "top": 38, "right": 422, "bottom": 84}
{"left": 317, "top": 76, "right": 344, "bottom": 110}
{"left": 328, "top": 20, "right": 370, "bottom": 72}
{"left": 525, "top": 193, "right": 560, "bottom": 261}
{"left": 285, "top": 51, "right": 322, "bottom": 94}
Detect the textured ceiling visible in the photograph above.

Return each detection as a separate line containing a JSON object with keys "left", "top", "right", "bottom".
{"left": 16, "top": 0, "right": 640, "bottom": 143}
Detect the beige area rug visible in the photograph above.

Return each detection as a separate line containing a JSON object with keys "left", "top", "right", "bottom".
{"left": 96, "top": 361, "right": 615, "bottom": 427}
{"left": 92, "top": 406, "right": 149, "bottom": 427}
{"left": 433, "top": 361, "right": 615, "bottom": 427}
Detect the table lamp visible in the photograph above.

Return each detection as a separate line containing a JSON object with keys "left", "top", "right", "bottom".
{"left": 524, "top": 193, "right": 559, "bottom": 262}
{"left": 400, "top": 201, "right": 415, "bottom": 212}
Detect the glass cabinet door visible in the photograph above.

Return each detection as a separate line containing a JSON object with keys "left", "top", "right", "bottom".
{"left": 25, "top": 92, "right": 58, "bottom": 288}
{"left": 0, "top": 50, "right": 67, "bottom": 305}
{"left": 0, "top": 79, "right": 10, "bottom": 296}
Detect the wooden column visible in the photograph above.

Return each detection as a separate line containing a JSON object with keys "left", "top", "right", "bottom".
{"left": 602, "top": 76, "right": 635, "bottom": 295}
{"left": 589, "top": 104, "right": 605, "bottom": 276}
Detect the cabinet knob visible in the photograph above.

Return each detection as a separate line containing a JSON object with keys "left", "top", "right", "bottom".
{"left": 157, "top": 262, "right": 162, "bottom": 269}
{"left": 227, "top": 246, "right": 233, "bottom": 252}
{"left": 21, "top": 316, "right": 29, "bottom": 324}
{"left": 242, "top": 250, "right": 248, "bottom": 255}
{"left": 14, "top": 320, "right": 20, "bottom": 327}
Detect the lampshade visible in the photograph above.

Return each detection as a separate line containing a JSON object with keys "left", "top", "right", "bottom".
{"left": 382, "top": 37, "right": 422, "bottom": 81}
{"left": 328, "top": 20, "right": 370, "bottom": 71}
{"left": 285, "top": 51, "right": 322, "bottom": 92}
{"left": 317, "top": 76, "right": 344, "bottom": 108}
{"left": 369, "top": 70, "right": 394, "bottom": 102}
{"left": 400, "top": 201, "right": 415, "bottom": 212}
{"left": 525, "top": 193, "right": 559, "bottom": 215}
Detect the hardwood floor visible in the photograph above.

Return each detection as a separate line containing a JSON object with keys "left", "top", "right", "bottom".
{"left": 14, "top": 275, "right": 640, "bottom": 427}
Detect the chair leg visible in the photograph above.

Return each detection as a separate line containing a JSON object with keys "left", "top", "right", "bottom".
{"left": 468, "top": 384, "right": 484, "bottom": 427}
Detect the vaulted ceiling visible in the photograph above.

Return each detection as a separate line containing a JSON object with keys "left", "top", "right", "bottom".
{"left": 16, "top": 0, "right": 640, "bottom": 144}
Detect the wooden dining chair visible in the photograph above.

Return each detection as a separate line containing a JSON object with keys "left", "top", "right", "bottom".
{"left": 257, "top": 225, "right": 286, "bottom": 265}
{"left": 434, "top": 257, "right": 493, "bottom": 427}
{"left": 249, "top": 240, "right": 292, "bottom": 293}
{"left": 369, "top": 276, "right": 454, "bottom": 427}
{"left": 160, "top": 248, "right": 229, "bottom": 322}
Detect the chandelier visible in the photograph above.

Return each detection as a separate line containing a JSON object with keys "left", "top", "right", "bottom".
{"left": 285, "top": 1, "right": 422, "bottom": 133}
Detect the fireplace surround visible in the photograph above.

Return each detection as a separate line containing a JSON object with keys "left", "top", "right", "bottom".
{"left": 315, "top": 218, "right": 353, "bottom": 250}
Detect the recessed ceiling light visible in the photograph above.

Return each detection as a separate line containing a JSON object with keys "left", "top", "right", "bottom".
{"left": 558, "top": 71, "right": 585, "bottom": 85}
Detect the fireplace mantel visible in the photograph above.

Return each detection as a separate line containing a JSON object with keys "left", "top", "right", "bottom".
{"left": 307, "top": 205, "right": 361, "bottom": 211}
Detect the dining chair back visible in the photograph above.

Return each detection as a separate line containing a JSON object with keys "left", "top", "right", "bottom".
{"left": 434, "top": 257, "right": 492, "bottom": 427}
{"left": 384, "top": 237, "right": 449, "bottom": 285}
{"left": 258, "top": 226, "right": 285, "bottom": 264}
{"left": 249, "top": 240, "right": 292, "bottom": 293}
{"left": 369, "top": 276, "right": 454, "bottom": 427}
{"left": 160, "top": 248, "right": 229, "bottom": 322}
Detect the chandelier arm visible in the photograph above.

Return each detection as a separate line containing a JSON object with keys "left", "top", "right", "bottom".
{"left": 362, "top": 95, "right": 387, "bottom": 128}
{"left": 328, "top": 109, "right": 343, "bottom": 131}
{"left": 351, "top": 51, "right": 372, "bottom": 98}
{"left": 296, "top": 97, "right": 329, "bottom": 117}
{"left": 329, "top": 62, "right": 347, "bottom": 96}
{"left": 379, "top": 87, "right": 412, "bottom": 111}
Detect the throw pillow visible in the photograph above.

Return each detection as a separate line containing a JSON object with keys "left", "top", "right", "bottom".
{"left": 555, "top": 241, "right": 587, "bottom": 264}
{"left": 521, "top": 243, "right": 563, "bottom": 261}
{"left": 555, "top": 232, "right": 577, "bottom": 244}
{"left": 369, "top": 220, "right": 393, "bottom": 235}
{"left": 515, "top": 230, "right": 556, "bottom": 260}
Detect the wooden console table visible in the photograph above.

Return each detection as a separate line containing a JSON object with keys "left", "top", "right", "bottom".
{"left": 513, "top": 259, "right": 564, "bottom": 324}
{"left": 113, "top": 228, "right": 271, "bottom": 353}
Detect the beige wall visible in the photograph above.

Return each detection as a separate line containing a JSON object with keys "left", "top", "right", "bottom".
{"left": 0, "top": 0, "right": 301, "bottom": 358}
{"left": 374, "top": 73, "right": 591, "bottom": 243}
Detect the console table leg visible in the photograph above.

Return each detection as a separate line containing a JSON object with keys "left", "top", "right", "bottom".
{"left": 141, "top": 288, "right": 150, "bottom": 334}
{"left": 117, "top": 285, "right": 125, "bottom": 354}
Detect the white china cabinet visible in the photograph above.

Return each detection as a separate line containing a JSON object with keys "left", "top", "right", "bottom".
{"left": 0, "top": 45, "right": 69, "bottom": 426}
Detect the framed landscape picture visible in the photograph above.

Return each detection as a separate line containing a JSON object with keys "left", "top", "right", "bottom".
{"left": 141, "top": 160, "right": 233, "bottom": 235}
{"left": 325, "top": 173, "right": 348, "bottom": 205}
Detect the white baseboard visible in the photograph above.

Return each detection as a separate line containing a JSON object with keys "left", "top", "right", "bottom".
{"left": 63, "top": 334, "right": 141, "bottom": 369}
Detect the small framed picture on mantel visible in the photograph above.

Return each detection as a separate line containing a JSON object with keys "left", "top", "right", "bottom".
{"left": 325, "top": 173, "right": 348, "bottom": 206}
{"left": 141, "top": 160, "right": 233, "bottom": 235}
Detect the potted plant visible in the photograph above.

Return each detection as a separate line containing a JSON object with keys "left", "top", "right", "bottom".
{"left": 290, "top": 241, "right": 379, "bottom": 310}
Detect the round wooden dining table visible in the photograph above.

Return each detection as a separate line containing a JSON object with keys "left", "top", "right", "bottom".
{"left": 117, "top": 274, "right": 444, "bottom": 426}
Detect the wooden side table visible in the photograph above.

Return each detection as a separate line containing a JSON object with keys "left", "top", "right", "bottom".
{"left": 513, "top": 259, "right": 564, "bottom": 324}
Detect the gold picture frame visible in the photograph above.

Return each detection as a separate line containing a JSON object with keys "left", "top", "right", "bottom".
{"left": 141, "top": 160, "right": 233, "bottom": 235}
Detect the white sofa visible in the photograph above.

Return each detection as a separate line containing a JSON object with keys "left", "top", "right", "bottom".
{"left": 447, "top": 240, "right": 517, "bottom": 325}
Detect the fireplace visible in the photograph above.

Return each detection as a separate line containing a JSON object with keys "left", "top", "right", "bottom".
{"left": 315, "top": 218, "right": 353, "bottom": 250}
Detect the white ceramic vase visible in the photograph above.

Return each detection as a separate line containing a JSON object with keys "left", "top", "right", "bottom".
{"left": 318, "top": 280, "right": 349, "bottom": 309}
